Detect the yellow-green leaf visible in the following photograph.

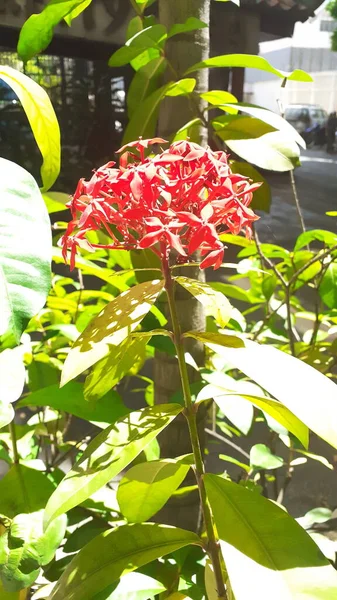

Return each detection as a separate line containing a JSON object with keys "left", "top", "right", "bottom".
{"left": 61, "top": 279, "right": 164, "bottom": 386}
{"left": 0, "top": 66, "right": 60, "bottom": 191}
{"left": 175, "top": 276, "right": 232, "bottom": 327}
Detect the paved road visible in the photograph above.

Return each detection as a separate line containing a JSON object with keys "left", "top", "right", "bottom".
{"left": 256, "top": 148, "right": 337, "bottom": 247}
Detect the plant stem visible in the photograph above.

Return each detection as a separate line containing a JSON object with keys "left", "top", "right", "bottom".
{"left": 8, "top": 421, "right": 19, "bottom": 464}
{"left": 162, "top": 259, "right": 227, "bottom": 600}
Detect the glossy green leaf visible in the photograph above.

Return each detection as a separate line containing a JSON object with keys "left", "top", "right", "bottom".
{"left": 294, "top": 229, "right": 337, "bottom": 251}
{"left": 0, "top": 66, "right": 60, "bottom": 191}
{"left": 42, "top": 192, "right": 69, "bottom": 214}
{"left": 84, "top": 335, "right": 150, "bottom": 402}
{"left": 18, "top": 382, "right": 129, "bottom": 427}
{"left": 0, "top": 582, "right": 27, "bottom": 599}
{"left": 319, "top": 263, "right": 337, "bottom": 308}
{"left": 168, "top": 17, "right": 208, "bottom": 38}
{"left": 0, "top": 401, "right": 14, "bottom": 430}
{"left": 172, "top": 118, "right": 202, "bottom": 142}
{"left": 117, "top": 459, "right": 190, "bottom": 522}
{"left": 64, "top": 0, "right": 92, "bottom": 24}
{"left": 215, "top": 339, "right": 337, "bottom": 449}
{"left": 185, "top": 331, "right": 244, "bottom": 349}
{"left": 130, "top": 249, "right": 162, "bottom": 284}
{"left": 226, "top": 132, "right": 301, "bottom": 172}
{"left": 127, "top": 57, "right": 167, "bottom": 117}
{"left": 18, "top": 0, "right": 92, "bottom": 62}
{"left": 186, "top": 54, "right": 313, "bottom": 82}
{"left": 175, "top": 276, "right": 232, "bottom": 328}
{"left": 100, "top": 572, "right": 166, "bottom": 600}
{"left": 108, "top": 46, "right": 152, "bottom": 68}
{"left": 217, "top": 392, "right": 254, "bottom": 435}
{"left": 0, "top": 511, "right": 66, "bottom": 592}
{"left": 131, "top": 0, "right": 157, "bottom": 15}
{"left": 0, "top": 465, "right": 55, "bottom": 517}
{"left": 61, "top": 279, "right": 164, "bottom": 386}
{"left": 49, "top": 523, "right": 201, "bottom": 600}
{"left": 127, "top": 24, "right": 167, "bottom": 71}
{"left": 0, "top": 348, "right": 25, "bottom": 403}
{"left": 205, "top": 474, "right": 337, "bottom": 600}
{"left": 219, "top": 454, "right": 250, "bottom": 472}
{"left": 44, "top": 404, "right": 182, "bottom": 527}
{"left": 200, "top": 90, "right": 238, "bottom": 112}
{"left": 216, "top": 104, "right": 305, "bottom": 149}
{"left": 214, "top": 115, "right": 275, "bottom": 140}
{"left": 209, "top": 282, "right": 260, "bottom": 304}
{"left": 166, "top": 78, "right": 196, "bottom": 96}
{"left": 250, "top": 444, "right": 284, "bottom": 470}
{"left": 0, "top": 159, "right": 52, "bottom": 342}
{"left": 197, "top": 376, "right": 308, "bottom": 448}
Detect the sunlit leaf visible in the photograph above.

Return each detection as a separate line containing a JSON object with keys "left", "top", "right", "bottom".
{"left": 231, "top": 162, "right": 271, "bottom": 212}
{"left": 0, "top": 66, "right": 60, "bottom": 190}
{"left": 0, "top": 465, "right": 55, "bottom": 517}
{"left": 18, "top": 0, "right": 92, "bottom": 62}
{"left": 226, "top": 132, "right": 301, "bottom": 172}
{"left": 205, "top": 474, "right": 337, "bottom": 600}
{"left": 294, "top": 229, "right": 337, "bottom": 251}
{"left": 250, "top": 444, "right": 283, "bottom": 470}
{"left": 185, "top": 331, "right": 244, "bottom": 349}
{"left": 61, "top": 280, "right": 164, "bottom": 385}
{"left": 18, "top": 382, "right": 129, "bottom": 427}
{"left": 84, "top": 335, "right": 150, "bottom": 402}
{"left": 166, "top": 78, "right": 196, "bottom": 96}
{"left": 117, "top": 458, "right": 190, "bottom": 522}
{"left": 127, "top": 57, "right": 167, "bottom": 117}
{"left": 176, "top": 276, "right": 232, "bottom": 327}
{"left": 49, "top": 523, "right": 201, "bottom": 600}
{"left": 215, "top": 340, "right": 337, "bottom": 449}
{"left": 0, "top": 511, "right": 66, "bottom": 592}
{"left": 0, "top": 159, "right": 52, "bottom": 342}
{"left": 0, "top": 401, "right": 14, "bottom": 430}
{"left": 42, "top": 192, "right": 69, "bottom": 214}
{"left": 319, "top": 263, "right": 337, "bottom": 309}
{"left": 168, "top": 17, "right": 208, "bottom": 38}
{"left": 44, "top": 404, "right": 182, "bottom": 527}
{"left": 186, "top": 54, "right": 313, "bottom": 82}
{"left": 0, "top": 348, "right": 25, "bottom": 403}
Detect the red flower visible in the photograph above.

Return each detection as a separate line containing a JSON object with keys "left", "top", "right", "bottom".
{"left": 60, "top": 137, "right": 260, "bottom": 270}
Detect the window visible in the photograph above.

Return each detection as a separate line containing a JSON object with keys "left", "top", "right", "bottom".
{"left": 320, "top": 20, "right": 337, "bottom": 32}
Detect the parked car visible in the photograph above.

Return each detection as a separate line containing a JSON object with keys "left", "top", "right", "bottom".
{"left": 284, "top": 104, "right": 328, "bottom": 146}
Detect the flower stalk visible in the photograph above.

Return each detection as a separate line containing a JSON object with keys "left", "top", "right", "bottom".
{"left": 162, "top": 256, "right": 227, "bottom": 600}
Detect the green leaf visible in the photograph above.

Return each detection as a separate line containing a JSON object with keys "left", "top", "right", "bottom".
{"left": 100, "top": 572, "right": 166, "bottom": 600}
{"left": 0, "top": 348, "right": 25, "bottom": 403}
{"left": 214, "top": 115, "right": 275, "bottom": 140}
{"left": 200, "top": 90, "right": 238, "bottom": 112}
{"left": 0, "top": 511, "right": 66, "bottom": 592}
{"left": 0, "top": 465, "right": 55, "bottom": 517}
{"left": 0, "top": 582, "right": 26, "bottom": 599}
{"left": 186, "top": 54, "right": 313, "bottom": 82}
{"left": 130, "top": 249, "right": 162, "bottom": 284}
{"left": 44, "top": 404, "right": 182, "bottom": 527}
{"left": 218, "top": 234, "right": 252, "bottom": 248}
{"left": 18, "top": 0, "right": 92, "bottom": 62}
{"left": 126, "top": 24, "right": 167, "bottom": 71}
{"left": 166, "top": 78, "right": 196, "bottom": 96}
{"left": 226, "top": 132, "right": 300, "bottom": 172}
{"left": 319, "top": 263, "right": 337, "bottom": 308}
{"left": 209, "top": 282, "right": 260, "bottom": 304}
{"left": 175, "top": 276, "right": 232, "bottom": 328}
{"left": 219, "top": 454, "right": 250, "bottom": 472}
{"left": 216, "top": 103, "right": 305, "bottom": 149}
{"left": 172, "top": 118, "right": 202, "bottom": 142}
{"left": 64, "top": 0, "right": 92, "bottom": 25}
{"left": 205, "top": 474, "right": 337, "bottom": 600}
{"left": 0, "top": 159, "right": 52, "bottom": 342}
{"left": 108, "top": 46, "right": 153, "bottom": 68}
{"left": 84, "top": 335, "right": 150, "bottom": 402}
{"left": 185, "top": 331, "right": 244, "bottom": 349}
{"left": 168, "top": 17, "right": 208, "bottom": 38}
{"left": 127, "top": 57, "right": 167, "bottom": 117}
{"left": 198, "top": 381, "right": 308, "bottom": 448}
{"left": 42, "top": 192, "right": 69, "bottom": 214}
{"left": 117, "top": 459, "right": 190, "bottom": 523}
{"left": 61, "top": 279, "right": 164, "bottom": 386}
{"left": 250, "top": 444, "right": 284, "bottom": 470}
{"left": 49, "top": 523, "right": 201, "bottom": 600}
{"left": 294, "top": 229, "right": 337, "bottom": 251}
{"left": 0, "top": 66, "right": 60, "bottom": 191}
{"left": 0, "top": 401, "right": 14, "bottom": 430}
{"left": 123, "top": 79, "right": 195, "bottom": 143}
{"left": 18, "top": 382, "right": 129, "bottom": 427}
{"left": 215, "top": 340, "right": 337, "bottom": 449}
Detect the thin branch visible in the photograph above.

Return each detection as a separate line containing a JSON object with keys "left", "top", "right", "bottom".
{"left": 205, "top": 428, "right": 250, "bottom": 459}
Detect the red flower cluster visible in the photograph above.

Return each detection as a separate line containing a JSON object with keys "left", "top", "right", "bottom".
{"left": 61, "top": 138, "right": 260, "bottom": 270}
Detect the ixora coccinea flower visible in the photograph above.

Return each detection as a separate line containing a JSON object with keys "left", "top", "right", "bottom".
{"left": 60, "top": 138, "right": 260, "bottom": 270}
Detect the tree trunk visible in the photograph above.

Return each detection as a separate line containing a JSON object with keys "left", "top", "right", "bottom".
{"left": 154, "top": 0, "right": 210, "bottom": 532}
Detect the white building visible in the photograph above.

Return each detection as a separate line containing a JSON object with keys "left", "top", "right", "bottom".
{"left": 245, "top": 1, "right": 337, "bottom": 113}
